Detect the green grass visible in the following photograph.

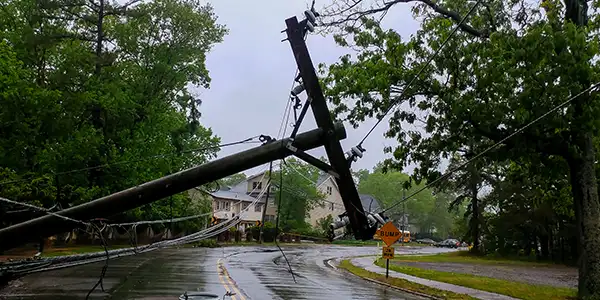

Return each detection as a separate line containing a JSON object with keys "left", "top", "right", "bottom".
{"left": 338, "top": 259, "right": 476, "bottom": 300}
{"left": 332, "top": 239, "right": 424, "bottom": 247}
{"left": 392, "top": 251, "right": 565, "bottom": 267}
{"left": 375, "top": 259, "right": 577, "bottom": 300}
{"left": 218, "top": 241, "right": 311, "bottom": 247}
{"left": 41, "top": 245, "right": 132, "bottom": 257}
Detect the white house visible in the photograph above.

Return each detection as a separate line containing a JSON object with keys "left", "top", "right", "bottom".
{"left": 306, "top": 173, "right": 346, "bottom": 228}
{"left": 306, "top": 173, "right": 383, "bottom": 232}
{"left": 201, "top": 171, "right": 276, "bottom": 231}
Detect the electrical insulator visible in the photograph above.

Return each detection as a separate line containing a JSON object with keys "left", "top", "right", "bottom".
{"left": 351, "top": 146, "right": 364, "bottom": 158}
{"left": 304, "top": 10, "right": 317, "bottom": 25}
{"left": 306, "top": 22, "right": 315, "bottom": 33}
{"left": 291, "top": 83, "right": 305, "bottom": 97}
{"left": 371, "top": 213, "right": 385, "bottom": 225}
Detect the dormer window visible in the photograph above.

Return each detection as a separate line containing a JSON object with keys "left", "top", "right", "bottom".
{"left": 252, "top": 181, "right": 262, "bottom": 190}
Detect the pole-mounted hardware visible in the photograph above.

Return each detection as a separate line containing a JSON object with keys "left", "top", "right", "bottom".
{"left": 282, "top": 9, "right": 380, "bottom": 241}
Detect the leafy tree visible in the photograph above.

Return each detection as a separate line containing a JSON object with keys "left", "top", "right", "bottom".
{"left": 320, "top": 0, "right": 600, "bottom": 295}
{"left": 272, "top": 158, "right": 324, "bottom": 231}
{"left": 0, "top": 0, "right": 227, "bottom": 232}
{"left": 357, "top": 165, "right": 458, "bottom": 238}
{"left": 316, "top": 214, "right": 334, "bottom": 233}
{"left": 220, "top": 173, "right": 247, "bottom": 188}
{"left": 352, "top": 168, "right": 370, "bottom": 183}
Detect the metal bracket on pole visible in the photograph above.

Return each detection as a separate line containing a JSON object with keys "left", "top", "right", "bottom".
{"left": 292, "top": 149, "right": 339, "bottom": 179}
{"left": 283, "top": 16, "right": 374, "bottom": 240}
{"left": 289, "top": 98, "right": 312, "bottom": 139}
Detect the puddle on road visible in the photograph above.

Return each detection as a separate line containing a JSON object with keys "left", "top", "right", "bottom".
{"left": 0, "top": 248, "right": 224, "bottom": 300}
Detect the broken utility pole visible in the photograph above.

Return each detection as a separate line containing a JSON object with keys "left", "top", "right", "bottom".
{"left": 0, "top": 8, "right": 378, "bottom": 252}
{"left": 0, "top": 124, "right": 346, "bottom": 252}
{"left": 282, "top": 12, "right": 375, "bottom": 240}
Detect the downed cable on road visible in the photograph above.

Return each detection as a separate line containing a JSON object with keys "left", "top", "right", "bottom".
{"left": 273, "top": 160, "right": 297, "bottom": 284}
{"left": 0, "top": 168, "right": 273, "bottom": 279}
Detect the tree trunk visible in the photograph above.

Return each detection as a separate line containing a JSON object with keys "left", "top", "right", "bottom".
{"left": 470, "top": 194, "right": 480, "bottom": 253}
{"left": 568, "top": 133, "right": 600, "bottom": 298}
{"left": 541, "top": 232, "right": 550, "bottom": 260}
{"left": 95, "top": 0, "right": 104, "bottom": 75}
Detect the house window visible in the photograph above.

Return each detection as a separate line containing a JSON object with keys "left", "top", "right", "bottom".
{"left": 255, "top": 204, "right": 263, "bottom": 212}
{"left": 242, "top": 203, "right": 249, "bottom": 210}
{"left": 326, "top": 186, "right": 332, "bottom": 195}
{"left": 330, "top": 203, "right": 334, "bottom": 211}
{"left": 252, "top": 181, "right": 262, "bottom": 190}
{"left": 224, "top": 201, "right": 230, "bottom": 211}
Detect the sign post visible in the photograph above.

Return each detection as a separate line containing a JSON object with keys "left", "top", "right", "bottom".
{"left": 379, "top": 221, "right": 401, "bottom": 279}
{"left": 382, "top": 246, "right": 395, "bottom": 278}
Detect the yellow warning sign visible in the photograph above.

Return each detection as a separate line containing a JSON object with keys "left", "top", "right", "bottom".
{"left": 373, "top": 229, "right": 381, "bottom": 240}
{"left": 379, "top": 221, "right": 401, "bottom": 246}
{"left": 383, "top": 246, "right": 395, "bottom": 259}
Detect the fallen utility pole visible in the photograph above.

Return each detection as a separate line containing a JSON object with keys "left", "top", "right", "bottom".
{"left": 283, "top": 15, "right": 375, "bottom": 240}
{"left": 0, "top": 124, "right": 346, "bottom": 252}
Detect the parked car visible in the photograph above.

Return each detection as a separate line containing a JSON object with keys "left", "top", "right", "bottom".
{"left": 416, "top": 238, "right": 436, "bottom": 245}
{"left": 436, "top": 239, "right": 460, "bottom": 248}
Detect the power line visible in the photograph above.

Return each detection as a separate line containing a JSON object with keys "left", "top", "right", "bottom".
{"left": 274, "top": 157, "right": 296, "bottom": 283}
{"left": 358, "top": 0, "right": 483, "bottom": 146}
{"left": 278, "top": 70, "right": 300, "bottom": 139}
{"left": 0, "top": 136, "right": 262, "bottom": 186}
{"left": 1, "top": 167, "right": 275, "bottom": 275}
{"left": 0, "top": 197, "right": 89, "bottom": 226}
{"left": 381, "top": 82, "right": 600, "bottom": 213}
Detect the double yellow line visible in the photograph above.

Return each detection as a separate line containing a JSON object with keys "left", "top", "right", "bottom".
{"left": 217, "top": 258, "right": 247, "bottom": 300}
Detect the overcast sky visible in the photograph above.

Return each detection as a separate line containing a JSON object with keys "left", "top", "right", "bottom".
{"left": 198, "top": 0, "right": 421, "bottom": 176}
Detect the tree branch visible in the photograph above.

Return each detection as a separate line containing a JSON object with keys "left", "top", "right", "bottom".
{"left": 401, "top": 0, "right": 488, "bottom": 38}
{"left": 465, "top": 117, "right": 570, "bottom": 159}
{"left": 323, "top": 0, "right": 488, "bottom": 38}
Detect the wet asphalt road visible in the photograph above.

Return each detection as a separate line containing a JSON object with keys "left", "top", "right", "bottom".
{"left": 0, "top": 244, "right": 451, "bottom": 300}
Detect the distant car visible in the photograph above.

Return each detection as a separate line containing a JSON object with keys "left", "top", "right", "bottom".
{"left": 416, "top": 238, "right": 436, "bottom": 245}
{"left": 436, "top": 239, "right": 460, "bottom": 248}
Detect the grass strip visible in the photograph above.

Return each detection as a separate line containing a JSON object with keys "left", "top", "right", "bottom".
{"left": 338, "top": 259, "right": 476, "bottom": 300}
{"left": 41, "top": 245, "right": 132, "bottom": 257}
{"left": 376, "top": 259, "right": 576, "bottom": 300}
{"left": 392, "top": 251, "right": 566, "bottom": 267}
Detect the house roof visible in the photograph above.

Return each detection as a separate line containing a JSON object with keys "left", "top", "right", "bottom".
{"left": 210, "top": 190, "right": 265, "bottom": 203}
{"left": 245, "top": 170, "right": 267, "bottom": 182}
{"left": 315, "top": 172, "right": 340, "bottom": 191}
{"left": 316, "top": 173, "right": 330, "bottom": 186}
{"left": 359, "top": 194, "right": 381, "bottom": 213}
{"left": 228, "top": 180, "right": 247, "bottom": 193}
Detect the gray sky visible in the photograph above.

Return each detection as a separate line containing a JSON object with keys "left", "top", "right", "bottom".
{"left": 198, "top": 0, "right": 420, "bottom": 176}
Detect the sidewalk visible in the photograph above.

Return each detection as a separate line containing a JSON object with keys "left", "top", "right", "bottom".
{"left": 351, "top": 257, "right": 518, "bottom": 300}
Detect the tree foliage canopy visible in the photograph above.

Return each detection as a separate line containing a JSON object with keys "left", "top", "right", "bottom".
{"left": 357, "top": 164, "right": 460, "bottom": 239}
{"left": 320, "top": 0, "right": 600, "bottom": 296}
{"left": 272, "top": 158, "right": 325, "bottom": 232}
{"left": 0, "top": 0, "right": 227, "bottom": 230}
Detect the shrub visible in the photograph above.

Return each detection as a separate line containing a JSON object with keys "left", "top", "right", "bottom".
{"left": 192, "top": 239, "right": 219, "bottom": 248}
{"left": 248, "top": 222, "right": 280, "bottom": 242}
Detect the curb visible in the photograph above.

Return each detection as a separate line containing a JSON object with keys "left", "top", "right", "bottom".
{"left": 334, "top": 258, "right": 442, "bottom": 300}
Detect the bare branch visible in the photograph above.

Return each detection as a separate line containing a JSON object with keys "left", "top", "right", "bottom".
{"left": 322, "top": 0, "right": 488, "bottom": 38}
